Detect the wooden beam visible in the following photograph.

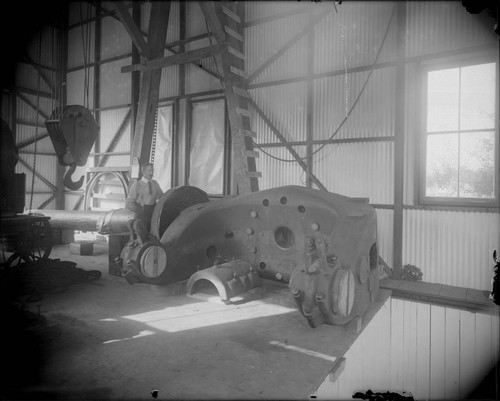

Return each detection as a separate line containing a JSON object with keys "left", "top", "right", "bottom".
{"left": 392, "top": 2, "right": 407, "bottom": 280}
{"left": 38, "top": 193, "right": 57, "bottom": 210}
{"left": 112, "top": 1, "right": 151, "bottom": 58}
{"left": 15, "top": 87, "right": 53, "bottom": 99}
{"left": 122, "top": 44, "right": 226, "bottom": 73}
{"left": 18, "top": 157, "right": 57, "bottom": 192}
{"left": 15, "top": 92, "right": 49, "bottom": 120}
{"left": 131, "top": 1, "right": 171, "bottom": 166}
{"left": 258, "top": 136, "right": 395, "bottom": 147}
{"left": 131, "top": 1, "right": 141, "bottom": 143}
{"left": 244, "top": 5, "right": 310, "bottom": 28}
{"left": 248, "top": 97, "right": 327, "bottom": 192}
{"left": 306, "top": 10, "right": 314, "bottom": 189}
{"left": 98, "top": 107, "right": 132, "bottom": 167}
{"left": 247, "top": 8, "right": 331, "bottom": 84}
{"left": 16, "top": 132, "right": 50, "bottom": 149}
{"left": 197, "top": 2, "right": 225, "bottom": 43}
{"left": 22, "top": 54, "right": 56, "bottom": 97}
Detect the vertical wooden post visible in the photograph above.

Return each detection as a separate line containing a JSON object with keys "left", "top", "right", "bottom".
{"left": 130, "top": 2, "right": 171, "bottom": 168}
{"left": 93, "top": 4, "right": 101, "bottom": 168}
{"left": 306, "top": 9, "right": 314, "bottom": 189}
{"left": 173, "top": 1, "right": 187, "bottom": 187}
{"left": 131, "top": 2, "right": 141, "bottom": 143}
{"left": 393, "top": 1, "right": 406, "bottom": 280}
{"left": 56, "top": 4, "right": 69, "bottom": 210}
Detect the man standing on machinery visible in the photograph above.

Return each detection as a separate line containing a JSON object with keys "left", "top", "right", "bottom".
{"left": 125, "top": 163, "right": 163, "bottom": 233}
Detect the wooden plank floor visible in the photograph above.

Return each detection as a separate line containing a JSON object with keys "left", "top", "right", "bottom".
{"left": 11, "top": 244, "right": 390, "bottom": 400}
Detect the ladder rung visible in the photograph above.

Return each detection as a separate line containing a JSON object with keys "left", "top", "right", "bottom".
{"left": 224, "top": 26, "right": 243, "bottom": 42}
{"left": 228, "top": 46, "right": 245, "bottom": 60}
{"left": 243, "top": 150, "right": 259, "bottom": 158}
{"left": 246, "top": 171, "right": 262, "bottom": 178}
{"left": 233, "top": 86, "right": 251, "bottom": 99}
{"left": 236, "top": 107, "right": 251, "bottom": 118}
{"left": 230, "top": 66, "right": 246, "bottom": 79}
{"left": 237, "top": 129, "right": 257, "bottom": 138}
{"left": 222, "top": 6, "right": 241, "bottom": 23}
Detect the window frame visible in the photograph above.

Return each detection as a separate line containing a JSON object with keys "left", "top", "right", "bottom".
{"left": 417, "top": 55, "right": 499, "bottom": 208}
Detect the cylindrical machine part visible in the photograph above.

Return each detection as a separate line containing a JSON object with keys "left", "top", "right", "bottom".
{"left": 30, "top": 208, "right": 135, "bottom": 234}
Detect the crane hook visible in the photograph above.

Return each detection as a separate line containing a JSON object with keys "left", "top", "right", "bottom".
{"left": 63, "top": 164, "right": 85, "bottom": 190}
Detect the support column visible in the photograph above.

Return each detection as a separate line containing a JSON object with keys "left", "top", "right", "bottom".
{"left": 130, "top": 2, "right": 141, "bottom": 142}
{"left": 306, "top": 10, "right": 314, "bottom": 189}
{"left": 392, "top": 1, "right": 406, "bottom": 280}
{"left": 130, "top": 2, "right": 171, "bottom": 170}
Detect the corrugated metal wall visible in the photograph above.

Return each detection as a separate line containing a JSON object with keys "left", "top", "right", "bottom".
{"left": 314, "top": 297, "right": 500, "bottom": 400}
{"left": 403, "top": 210, "right": 500, "bottom": 291}
{"left": 245, "top": 0, "right": 499, "bottom": 291}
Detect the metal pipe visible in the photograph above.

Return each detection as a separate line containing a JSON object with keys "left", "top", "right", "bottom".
{"left": 30, "top": 209, "right": 135, "bottom": 234}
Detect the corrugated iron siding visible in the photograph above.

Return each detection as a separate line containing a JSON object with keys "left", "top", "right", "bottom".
{"left": 245, "top": 2, "right": 306, "bottom": 23}
{"left": 314, "top": 141, "right": 394, "bottom": 204}
{"left": 313, "top": 68, "right": 395, "bottom": 140}
{"left": 66, "top": 68, "right": 95, "bottom": 109}
{"left": 16, "top": 126, "right": 54, "bottom": 154}
{"left": 403, "top": 209, "right": 500, "bottom": 291}
{"left": 100, "top": 16, "right": 132, "bottom": 59}
{"left": 68, "top": 1, "right": 96, "bottom": 27}
{"left": 15, "top": 63, "right": 53, "bottom": 95}
{"left": 160, "top": 49, "right": 180, "bottom": 99}
{"left": 245, "top": 12, "right": 308, "bottom": 83}
{"left": 256, "top": 146, "right": 307, "bottom": 190}
{"left": 314, "top": 1, "right": 397, "bottom": 75}
{"left": 141, "top": 1, "right": 179, "bottom": 44}
{"left": 15, "top": 154, "right": 57, "bottom": 192}
{"left": 99, "top": 107, "right": 131, "bottom": 168}
{"left": 99, "top": 58, "right": 131, "bottom": 108}
{"left": 405, "top": 1, "right": 496, "bottom": 58}
{"left": 250, "top": 83, "right": 307, "bottom": 143}
{"left": 375, "top": 208, "right": 394, "bottom": 268}
{"left": 67, "top": 23, "right": 95, "bottom": 70}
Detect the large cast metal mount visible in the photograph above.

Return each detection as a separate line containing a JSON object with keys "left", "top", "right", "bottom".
{"left": 123, "top": 185, "right": 379, "bottom": 327}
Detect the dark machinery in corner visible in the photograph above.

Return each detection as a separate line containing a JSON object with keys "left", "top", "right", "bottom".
{"left": 0, "top": 119, "right": 52, "bottom": 266}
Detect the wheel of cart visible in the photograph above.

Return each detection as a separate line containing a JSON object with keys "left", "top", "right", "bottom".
{"left": 0, "top": 214, "right": 52, "bottom": 267}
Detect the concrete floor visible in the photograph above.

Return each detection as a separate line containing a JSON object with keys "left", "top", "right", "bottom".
{"left": 2, "top": 243, "right": 389, "bottom": 400}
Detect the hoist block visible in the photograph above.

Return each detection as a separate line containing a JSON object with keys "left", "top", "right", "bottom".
{"left": 45, "top": 105, "right": 98, "bottom": 167}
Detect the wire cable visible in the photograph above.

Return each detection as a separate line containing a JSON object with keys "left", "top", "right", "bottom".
{"left": 251, "top": 3, "right": 396, "bottom": 163}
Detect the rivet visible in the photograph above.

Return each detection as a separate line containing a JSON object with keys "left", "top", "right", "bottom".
{"left": 311, "top": 222, "right": 320, "bottom": 231}
{"left": 250, "top": 210, "right": 258, "bottom": 218}
{"left": 246, "top": 228, "right": 254, "bottom": 235}
{"left": 275, "top": 272, "right": 283, "bottom": 280}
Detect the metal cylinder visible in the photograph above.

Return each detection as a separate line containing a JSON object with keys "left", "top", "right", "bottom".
{"left": 30, "top": 208, "right": 135, "bottom": 234}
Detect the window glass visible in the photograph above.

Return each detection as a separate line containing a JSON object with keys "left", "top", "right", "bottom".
{"left": 424, "top": 62, "right": 496, "bottom": 201}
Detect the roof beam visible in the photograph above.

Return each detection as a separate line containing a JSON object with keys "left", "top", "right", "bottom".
{"left": 247, "top": 7, "right": 332, "bottom": 84}
{"left": 248, "top": 97, "right": 327, "bottom": 192}
{"left": 121, "top": 43, "right": 226, "bottom": 73}
{"left": 112, "top": 1, "right": 150, "bottom": 57}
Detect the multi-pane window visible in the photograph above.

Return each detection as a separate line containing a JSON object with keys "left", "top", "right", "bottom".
{"left": 422, "top": 62, "right": 497, "bottom": 203}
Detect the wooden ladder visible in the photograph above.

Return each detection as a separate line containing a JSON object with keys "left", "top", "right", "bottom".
{"left": 198, "top": 1, "right": 260, "bottom": 195}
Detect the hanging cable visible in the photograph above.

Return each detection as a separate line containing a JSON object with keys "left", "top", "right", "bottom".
{"left": 29, "top": 32, "right": 43, "bottom": 213}
{"left": 250, "top": 3, "right": 396, "bottom": 163}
